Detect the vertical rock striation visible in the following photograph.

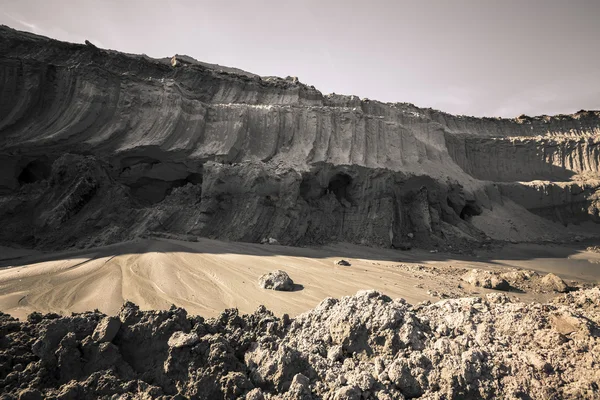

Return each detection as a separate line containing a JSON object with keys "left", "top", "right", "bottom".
{"left": 0, "top": 25, "right": 599, "bottom": 249}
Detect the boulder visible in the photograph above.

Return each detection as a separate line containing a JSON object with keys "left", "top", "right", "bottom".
{"left": 541, "top": 273, "right": 568, "bottom": 293}
{"left": 258, "top": 270, "right": 294, "bottom": 291}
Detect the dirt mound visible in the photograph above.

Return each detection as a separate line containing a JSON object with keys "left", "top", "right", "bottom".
{"left": 0, "top": 289, "right": 598, "bottom": 399}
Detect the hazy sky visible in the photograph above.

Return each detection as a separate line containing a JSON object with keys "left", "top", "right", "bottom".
{"left": 2, "top": 0, "right": 599, "bottom": 117}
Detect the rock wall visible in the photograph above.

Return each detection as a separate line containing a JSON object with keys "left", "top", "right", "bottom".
{"left": 1, "top": 25, "right": 600, "bottom": 249}
{"left": 446, "top": 134, "right": 600, "bottom": 182}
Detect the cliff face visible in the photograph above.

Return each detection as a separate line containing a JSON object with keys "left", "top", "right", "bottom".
{"left": 1, "top": 25, "right": 599, "bottom": 249}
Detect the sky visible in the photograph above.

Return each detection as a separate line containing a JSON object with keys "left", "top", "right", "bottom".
{"left": 1, "top": 0, "right": 599, "bottom": 117}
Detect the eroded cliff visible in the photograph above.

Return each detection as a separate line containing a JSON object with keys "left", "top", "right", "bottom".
{"left": 1, "top": 25, "right": 599, "bottom": 250}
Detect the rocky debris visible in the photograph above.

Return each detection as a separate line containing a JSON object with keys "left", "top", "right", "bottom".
{"left": 258, "top": 270, "right": 294, "bottom": 291}
{"left": 0, "top": 289, "right": 598, "bottom": 399}
{"left": 500, "top": 268, "right": 538, "bottom": 283}
{"left": 334, "top": 259, "right": 351, "bottom": 266}
{"left": 587, "top": 245, "right": 600, "bottom": 253}
{"left": 461, "top": 269, "right": 510, "bottom": 291}
{"left": 261, "top": 238, "right": 279, "bottom": 245}
{"left": 541, "top": 273, "right": 569, "bottom": 293}
{"left": 553, "top": 287, "right": 600, "bottom": 324}
{"left": 391, "top": 264, "right": 584, "bottom": 300}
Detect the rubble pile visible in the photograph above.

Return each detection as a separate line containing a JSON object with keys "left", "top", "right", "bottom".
{"left": 1, "top": 289, "right": 598, "bottom": 399}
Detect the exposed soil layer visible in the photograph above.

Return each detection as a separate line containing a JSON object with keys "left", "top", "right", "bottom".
{"left": 0, "top": 289, "right": 598, "bottom": 399}
{"left": 1, "top": 25, "right": 600, "bottom": 250}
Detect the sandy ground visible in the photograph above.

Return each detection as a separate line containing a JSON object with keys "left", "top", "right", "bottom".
{"left": 0, "top": 238, "right": 599, "bottom": 320}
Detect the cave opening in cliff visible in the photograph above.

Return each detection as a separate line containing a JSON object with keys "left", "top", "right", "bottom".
{"left": 18, "top": 157, "right": 52, "bottom": 185}
{"left": 459, "top": 201, "right": 482, "bottom": 221}
{"left": 328, "top": 173, "right": 353, "bottom": 204}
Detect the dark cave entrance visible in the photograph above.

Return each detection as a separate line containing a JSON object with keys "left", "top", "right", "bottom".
{"left": 459, "top": 201, "right": 481, "bottom": 221}
{"left": 18, "top": 157, "right": 52, "bottom": 185}
{"left": 328, "top": 173, "right": 353, "bottom": 204}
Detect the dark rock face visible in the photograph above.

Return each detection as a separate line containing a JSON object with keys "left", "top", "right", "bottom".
{"left": 0, "top": 289, "right": 598, "bottom": 399}
{"left": 0, "top": 25, "right": 599, "bottom": 250}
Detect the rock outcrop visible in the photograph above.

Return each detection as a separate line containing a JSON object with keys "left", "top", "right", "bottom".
{"left": 1, "top": 25, "right": 599, "bottom": 250}
{"left": 0, "top": 289, "right": 598, "bottom": 399}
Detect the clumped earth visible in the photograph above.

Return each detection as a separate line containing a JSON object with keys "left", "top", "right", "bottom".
{"left": 461, "top": 269, "right": 510, "bottom": 291}
{"left": 0, "top": 289, "right": 598, "bottom": 399}
{"left": 390, "top": 262, "right": 581, "bottom": 301}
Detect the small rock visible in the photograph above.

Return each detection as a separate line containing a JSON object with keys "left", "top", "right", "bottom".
{"left": 485, "top": 292, "right": 511, "bottom": 304}
{"left": 524, "top": 351, "right": 553, "bottom": 373}
{"left": 261, "top": 237, "right": 279, "bottom": 245}
{"left": 246, "top": 388, "right": 265, "bottom": 400}
{"left": 335, "top": 259, "right": 351, "bottom": 266}
{"left": 349, "top": 371, "right": 375, "bottom": 391}
{"left": 550, "top": 314, "right": 580, "bottom": 335}
{"left": 327, "top": 345, "right": 343, "bottom": 362}
{"left": 334, "top": 385, "right": 361, "bottom": 400}
{"left": 168, "top": 331, "right": 200, "bottom": 348}
{"left": 258, "top": 270, "right": 294, "bottom": 291}
{"left": 541, "top": 273, "right": 568, "bottom": 293}
{"left": 407, "top": 232, "right": 414, "bottom": 238}
{"left": 287, "top": 373, "right": 311, "bottom": 398}
{"left": 91, "top": 316, "right": 121, "bottom": 343}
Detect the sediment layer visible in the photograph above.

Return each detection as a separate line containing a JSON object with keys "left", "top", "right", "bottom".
{"left": 1, "top": 25, "right": 600, "bottom": 249}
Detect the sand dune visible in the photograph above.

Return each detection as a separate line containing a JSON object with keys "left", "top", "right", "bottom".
{"left": 0, "top": 238, "right": 598, "bottom": 320}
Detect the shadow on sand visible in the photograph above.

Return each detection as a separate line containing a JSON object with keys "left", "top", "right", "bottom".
{"left": 1, "top": 235, "right": 600, "bottom": 283}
